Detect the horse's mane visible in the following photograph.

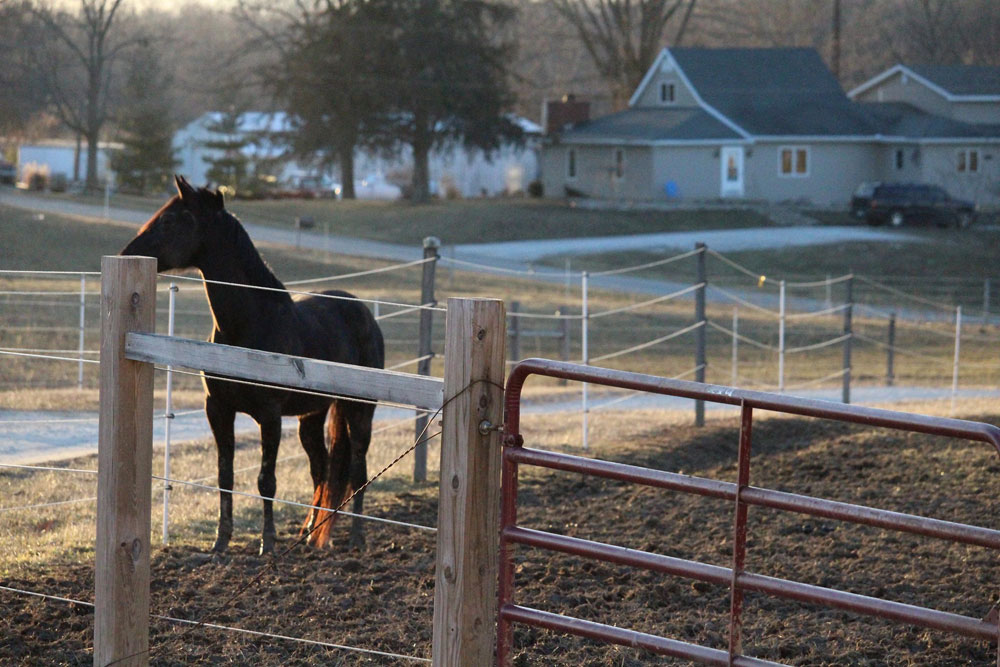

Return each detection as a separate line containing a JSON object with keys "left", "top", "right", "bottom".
{"left": 188, "top": 186, "right": 287, "bottom": 293}
{"left": 217, "top": 206, "right": 287, "bottom": 293}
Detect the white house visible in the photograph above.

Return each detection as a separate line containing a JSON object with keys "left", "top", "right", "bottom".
{"left": 173, "top": 111, "right": 542, "bottom": 199}
{"left": 16, "top": 140, "right": 117, "bottom": 186}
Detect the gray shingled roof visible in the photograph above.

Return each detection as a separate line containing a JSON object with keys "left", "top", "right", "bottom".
{"left": 863, "top": 102, "right": 1000, "bottom": 138}
{"left": 669, "top": 47, "right": 879, "bottom": 136}
{"left": 559, "top": 107, "right": 741, "bottom": 142}
{"left": 908, "top": 64, "right": 1000, "bottom": 97}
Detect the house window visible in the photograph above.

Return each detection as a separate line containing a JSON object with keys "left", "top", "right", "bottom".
{"left": 779, "top": 146, "right": 809, "bottom": 177}
{"left": 895, "top": 149, "right": 904, "bottom": 170}
{"left": 567, "top": 148, "right": 577, "bottom": 179}
{"left": 613, "top": 148, "right": 625, "bottom": 179}
{"left": 660, "top": 82, "right": 676, "bottom": 104}
{"left": 957, "top": 149, "right": 980, "bottom": 173}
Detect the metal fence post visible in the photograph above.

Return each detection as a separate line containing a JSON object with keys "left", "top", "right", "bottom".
{"left": 886, "top": 312, "right": 896, "bottom": 387}
{"left": 581, "top": 272, "right": 590, "bottom": 449}
{"left": 78, "top": 274, "right": 87, "bottom": 389}
{"left": 96, "top": 255, "right": 155, "bottom": 667}
{"left": 951, "top": 305, "right": 962, "bottom": 415}
{"left": 509, "top": 301, "right": 521, "bottom": 363}
{"left": 777, "top": 280, "right": 786, "bottom": 393}
{"left": 431, "top": 298, "right": 505, "bottom": 667}
{"left": 559, "top": 305, "right": 570, "bottom": 385}
{"left": 731, "top": 307, "right": 739, "bottom": 387}
{"left": 695, "top": 243, "right": 706, "bottom": 426}
{"left": 842, "top": 275, "right": 854, "bottom": 404}
{"left": 162, "top": 283, "right": 177, "bottom": 545}
{"left": 414, "top": 236, "right": 440, "bottom": 483}
{"left": 983, "top": 278, "right": 991, "bottom": 326}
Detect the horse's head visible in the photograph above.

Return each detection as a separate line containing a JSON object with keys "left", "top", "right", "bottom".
{"left": 120, "top": 175, "right": 226, "bottom": 271}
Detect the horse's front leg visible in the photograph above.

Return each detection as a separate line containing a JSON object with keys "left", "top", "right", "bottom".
{"left": 257, "top": 411, "right": 283, "bottom": 555}
{"left": 206, "top": 396, "right": 236, "bottom": 553}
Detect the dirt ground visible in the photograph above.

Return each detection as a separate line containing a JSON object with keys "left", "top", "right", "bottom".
{"left": 3, "top": 412, "right": 999, "bottom": 666}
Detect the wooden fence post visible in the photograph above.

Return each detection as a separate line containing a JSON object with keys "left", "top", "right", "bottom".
{"left": 414, "top": 236, "right": 441, "bottom": 483}
{"left": 95, "top": 255, "right": 156, "bottom": 667}
{"left": 432, "top": 298, "right": 506, "bottom": 667}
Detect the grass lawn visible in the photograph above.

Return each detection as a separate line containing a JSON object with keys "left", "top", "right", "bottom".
{"left": 538, "top": 226, "right": 1000, "bottom": 314}
{"left": 15, "top": 187, "right": 774, "bottom": 245}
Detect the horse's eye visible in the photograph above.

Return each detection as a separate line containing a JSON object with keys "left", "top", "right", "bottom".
{"left": 160, "top": 212, "right": 176, "bottom": 226}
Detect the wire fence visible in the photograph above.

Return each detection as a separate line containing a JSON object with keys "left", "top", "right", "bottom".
{"left": 3, "top": 242, "right": 999, "bottom": 664}
{"left": 4, "top": 243, "right": 997, "bottom": 407}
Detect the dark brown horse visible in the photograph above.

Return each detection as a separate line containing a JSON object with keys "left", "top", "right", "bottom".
{"left": 121, "top": 176, "right": 384, "bottom": 554}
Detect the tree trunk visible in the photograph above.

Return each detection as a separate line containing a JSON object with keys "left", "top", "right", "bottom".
{"left": 339, "top": 142, "right": 356, "bottom": 200}
{"left": 85, "top": 132, "right": 100, "bottom": 193}
{"left": 73, "top": 134, "right": 82, "bottom": 183}
{"left": 410, "top": 113, "right": 431, "bottom": 203}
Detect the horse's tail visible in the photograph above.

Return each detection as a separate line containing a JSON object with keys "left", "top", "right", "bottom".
{"left": 302, "top": 401, "right": 352, "bottom": 547}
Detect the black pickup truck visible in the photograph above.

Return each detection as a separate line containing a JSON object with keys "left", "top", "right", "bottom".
{"left": 852, "top": 182, "right": 976, "bottom": 229}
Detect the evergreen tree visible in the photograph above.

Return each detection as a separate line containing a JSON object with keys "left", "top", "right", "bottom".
{"left": 111, "top": 46, "right": 177, "bottom": 194}
{"left": 201, "top": 107, "right": 252, "bottom": 196}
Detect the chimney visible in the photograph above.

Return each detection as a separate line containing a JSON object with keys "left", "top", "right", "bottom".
{"left": 543, "top": 94, "right": 590, "bottom": 135}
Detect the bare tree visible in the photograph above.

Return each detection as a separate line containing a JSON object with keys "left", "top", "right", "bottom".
{"left": 29, "top": 0, "right": 144, "bottom": 190}
{"left": 551, "top": 0, "right": 698, "bottom": 110}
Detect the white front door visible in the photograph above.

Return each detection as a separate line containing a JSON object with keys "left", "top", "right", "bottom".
{"left": 720, "top": 146, "right": 744, "bottom": 197}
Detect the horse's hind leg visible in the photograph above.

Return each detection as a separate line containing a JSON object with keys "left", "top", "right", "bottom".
{"left": 257, "top": 410, "right": 283, "bottom": 555}
{"left": 344, "top": 402, "right": 376, "bottom": 549}
{"left": 298, "top": 410, "right": 328, "bottom": 533}
{"left": 206, "top": 395, "right": 236, "bottom": 553}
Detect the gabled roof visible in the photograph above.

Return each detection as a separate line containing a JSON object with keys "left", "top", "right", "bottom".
{"left": 862, "top": 102, "right": 1000, "bottom": 139}
{"left": 558, "top": 107, "right": 742, "bottom": 144}
{"left": 909, "top": 65, "right": 1000, "bottom": 97}
{"left": 666, "top": 47, "right": 878, "bottom": 137}
{"left": 848, "top": 64, "right": 1000, "bottom": 101}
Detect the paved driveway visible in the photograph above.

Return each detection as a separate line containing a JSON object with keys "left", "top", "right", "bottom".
{"left": 453, "top": 225, "right": 922, "bottom": 262}
{"left": 0, "top": 189, "right": 922, "bottom": 265}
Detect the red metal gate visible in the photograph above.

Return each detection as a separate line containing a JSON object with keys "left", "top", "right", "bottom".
{"left": 498, "top": 358, "right": 1000, "bottom": 666}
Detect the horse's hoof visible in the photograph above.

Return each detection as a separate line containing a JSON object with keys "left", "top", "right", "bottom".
{"left": 211, "top": 537, "right": 230, "bottom": 554}
{"left": 259, "top": 535, "right": 276, "bottom": 556}
{"left": 349, "top": 532, "right": 366, "bottom": 551}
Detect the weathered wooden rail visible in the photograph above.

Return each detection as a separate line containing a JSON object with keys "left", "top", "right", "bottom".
{"left": 96, "top": 255, "right": 505, "bottom": 666}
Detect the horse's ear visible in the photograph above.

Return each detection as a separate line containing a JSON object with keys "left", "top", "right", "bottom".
{"left": 174, "top": 175, "right": 196, "bottom": 201}
{"left": 213, "top": 188, "right": 225, "bottom": 208}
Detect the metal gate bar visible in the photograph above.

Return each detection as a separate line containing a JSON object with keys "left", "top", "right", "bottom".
{"left": 498, "top": 358, "right": 1000, "bottom": 666}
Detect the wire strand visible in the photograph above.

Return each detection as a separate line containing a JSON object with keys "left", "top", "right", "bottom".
{"left": 590, "top": 321, "right": 705, "bottom": 362}
{"left": 284, "top": 257, "right": 433, "bottom": 285}
{"left": 0, "top": 585, "right": 430, "bottom": 663}
{"left": 590, "top": 247, "right": 702, "bottom": 277}
{"left": 589, "top": 283, "right": 704, "bottom": 319}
